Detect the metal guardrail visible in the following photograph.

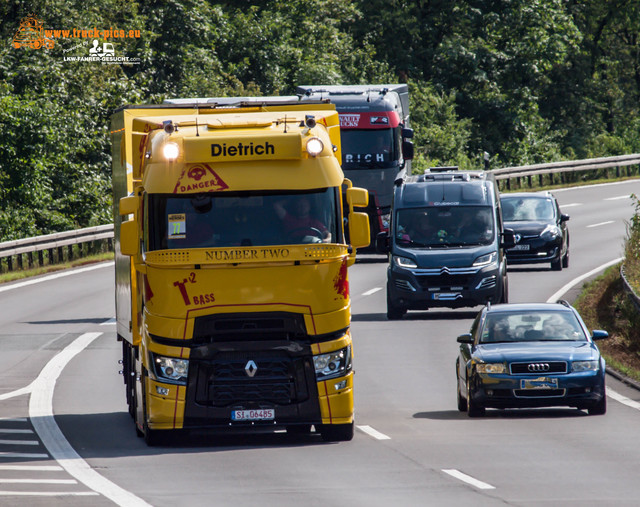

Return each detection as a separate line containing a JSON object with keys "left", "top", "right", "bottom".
{"left": 0, "top": 224, "right": 114, "bottom": 271}
{"left": 490, "top": 153, "right": 640, "bottom": 180}
{"left": 621, "top": 265, "right": 640, "bottom": 313}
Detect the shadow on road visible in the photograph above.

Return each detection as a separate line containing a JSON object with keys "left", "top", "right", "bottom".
{"left": 413, "top": 407, "right": 588, "bottom": 420}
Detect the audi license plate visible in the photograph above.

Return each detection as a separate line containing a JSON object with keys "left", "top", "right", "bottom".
{"left": 521, "top": 377, "right": 558, "bottom": 389}
{"left": 510, "top": 244, "right": 530, "bottom": 251}
{"left": 231, "top": 409, "right": 275, "bottom": 421}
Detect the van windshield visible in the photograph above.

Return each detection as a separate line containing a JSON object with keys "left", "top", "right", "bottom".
{"left": 395, "top": 206, "right": 494, "bottom": 247}
{"left": 146, "top": 188, "right": 340, "bottom": 251}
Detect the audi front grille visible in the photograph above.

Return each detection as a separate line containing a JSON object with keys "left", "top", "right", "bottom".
{"left": 510, "top": 361, "right": 568, "bottom": 375}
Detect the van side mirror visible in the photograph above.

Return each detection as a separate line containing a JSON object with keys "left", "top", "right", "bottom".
{"left": 502, "top": 228, "right": 516, "bottom": 249}
{"left": 376, "top": 231, "right": 390, "bottom": 254}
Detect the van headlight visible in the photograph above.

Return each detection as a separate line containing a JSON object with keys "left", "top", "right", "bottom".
{"left": 314, "top": 345, "right": 352, "bottom": 380}
{"left": 394, "top": 256, "right": 418, "bottom": 268}
{"left": 151, "top": 353, "right": 189, "bottom": 384}
{"left": 473, "top": 252, "right": 497, "bottom": 267}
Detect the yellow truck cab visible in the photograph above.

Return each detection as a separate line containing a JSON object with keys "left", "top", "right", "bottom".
{"left": 111, "top": 99, "right": 370, "bottom": 444}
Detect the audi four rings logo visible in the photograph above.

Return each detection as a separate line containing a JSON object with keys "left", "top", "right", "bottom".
{"left": 527, "top": 363, "right": 550, "bottom": 372}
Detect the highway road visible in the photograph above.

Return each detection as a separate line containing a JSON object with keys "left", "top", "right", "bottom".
{"left": 1, "top": 180, "right": 640, "bottom": 506}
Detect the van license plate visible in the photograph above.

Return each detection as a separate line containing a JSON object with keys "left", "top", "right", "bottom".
{"left": 432, "top": 292, "right": 460, "bottom": 300}
{"left": 232, "top": 409, "right": 275, "bottom": 421}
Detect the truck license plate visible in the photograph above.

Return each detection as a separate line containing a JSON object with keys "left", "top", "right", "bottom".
{"left": 231, "top": 409, "right": 275, "bottom": 421}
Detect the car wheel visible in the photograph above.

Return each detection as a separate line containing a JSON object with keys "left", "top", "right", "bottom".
{"left": 500, "top": 274, "right": 509, "bottom": 304}
{"left": 466, "top": 383, "right": 485, "bottom": 417}
{"left": 588, "top": 394, "right": 607, "bottom": 415}
{"left": 456, "top": 363, "right": 467, "bottom": 412}
{"left": 386, "top": 287, "right": 406, "bottom": 320}
{"left": 551, "top": 256, "right": 562, "bottom": 271}
{"left": 562, "top": 248, "right": 569, "bottom": 268}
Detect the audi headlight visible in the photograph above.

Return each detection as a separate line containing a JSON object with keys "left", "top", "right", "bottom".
{"left": 152, "top": 353, "right": 189, "bottom": 384}
{"left": 476, "top": 362, "right": 507, "bottom": 374}
{"left": 541, "top": 225, "right": 561, "bottom": 241}
{"left": 473, "top": 252, "right": 497, "bottom": 267}
{"left": 394, "top": 255, "right": 417, "bottom": 268}
{"left": 314, "top": 345, "right": 352, "bottom": 380}
{"left": 572, "top": 360, "right": 599, "bottom": 372}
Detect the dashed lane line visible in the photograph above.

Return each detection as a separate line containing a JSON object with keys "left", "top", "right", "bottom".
{"left": 442, "top": 469, "right": 495, "bottom": 490}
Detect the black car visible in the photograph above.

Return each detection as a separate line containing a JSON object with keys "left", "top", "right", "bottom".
{"left": 456, "top": 301, "right": 608, "bottom": 417}
{"left": 500, "top": 191, "right": 569, "bottom": 271}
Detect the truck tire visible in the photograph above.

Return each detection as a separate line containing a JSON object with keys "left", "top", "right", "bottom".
{"left": 319, "top": 422, "right": 354, "bottom": 442}
{"left": 142, "top": 370, "right": 162, "bottom": 446}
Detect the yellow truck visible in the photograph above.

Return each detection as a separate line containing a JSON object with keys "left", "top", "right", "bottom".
{"left": 111, "top": 99, "right": 370, "bottom": 445}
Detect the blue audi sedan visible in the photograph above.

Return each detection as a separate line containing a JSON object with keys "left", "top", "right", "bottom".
{"left": 456, "top": 301, "right": 608, "bottom": 417}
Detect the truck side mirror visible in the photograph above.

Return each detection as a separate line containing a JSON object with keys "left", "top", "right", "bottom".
{"left": 402, "top": 140, "right": 414, "bottom": 160}
{"left": 120, "top": 220, "right": 139, "bottom": 256}
{"left": 376, "top": 231, "right": 390, "bottom": 254}
{"left": 349, "top": 212, "right": 370, "bottom": 249}
{"left": 402, "top": 127, "right": 414, "bottom": 139}
{"left": 346, "top": 187, "right": 369, "bottom": 208}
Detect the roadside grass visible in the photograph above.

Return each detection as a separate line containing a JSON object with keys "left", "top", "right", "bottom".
{"left": 574, "top": 264, "right": 640, "bottom": 382}
{"left": 0, "top": 252, "right": 114, "bottom": 285}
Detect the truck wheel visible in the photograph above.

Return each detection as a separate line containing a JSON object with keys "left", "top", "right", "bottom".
{"left": 286, "top": 424, "right": 312, "bottom": 435}
{"left": 142, "top": 371, "right": 162, "bottom": 446}
{"left": 319, "top": 422, "right": 354, "bottom": 442}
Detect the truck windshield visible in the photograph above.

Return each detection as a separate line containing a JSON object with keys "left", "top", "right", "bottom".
{"left": 340, "top": 128, "right": 397, "bottom": 169}
{"left": 147, "top": 188, "right": 340, "bottom": 251}
{"left": 395, "top": 206, "right": 494, "bottom": 247}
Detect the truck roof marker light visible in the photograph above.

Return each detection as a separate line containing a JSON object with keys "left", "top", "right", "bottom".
{"left": 306, "top": 137, "right": 324, "bottom": 157}
{"left": 163, "top": 142, "right": 179, "bottom": 161}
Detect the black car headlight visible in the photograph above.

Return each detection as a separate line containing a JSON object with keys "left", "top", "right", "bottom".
{"left": 540, "top": 225, "right": 562, "bottom": 241}
{"left": 313, "top": 345, "right": 352, "bottom": 380}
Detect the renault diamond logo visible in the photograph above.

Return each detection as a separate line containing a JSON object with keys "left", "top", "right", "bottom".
{"left": 527, "top": 363, "right": 550, "bottom": 372}
{"left": 245, "top": 360, "right": 258, "bottom": 377}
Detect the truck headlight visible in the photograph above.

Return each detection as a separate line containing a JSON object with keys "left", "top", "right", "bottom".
{"left": 572, "top": 360, "right": 599, "bottom": 372}
{"left": 163, "top": 142, "right": 180, "bottom": 161}
{"left": 152, "top": 353, "right": 189, "bottom": 384}
{"left": 394, "top": 255, "right": 417, "bottom": 268}
{"left": 473, "top": 252, "right": 497, "bottom": 267}
{"left": 476, "top": 362, "right": 506, "bottom": 374}
{"left": 306, "top": 137, "right": 324, "bottom": 157}
{"left": 314, "top": 345, "right": 352, "bottom": 380}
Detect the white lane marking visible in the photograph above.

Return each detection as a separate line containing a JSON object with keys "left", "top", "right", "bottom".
{"left": 604, "top": 195, "right": 632, "bottom": 201}
{"left": 0, "top": 262, "right": 113, "bottom": 294}
{"left": 362, "top": 287, "right": 382, "bottom": 296}
{"left": 357, "top": 425, "right": 391, "bottom": 440}
{"left": 606, "top": 387, "right": 640, "bottom": 410}
{"left": 547, "top": 257, "right": 640, "bottom": 410}
{"left": 27, "top": 332, "right": 153, "bottom": 507}
{"left": 0, "top": 491, "right": 98, "bottom": 496}
{"left": 442, "top": 469, "right": 495, "bottom": 490}
{"left": 0, "top": 478, "right": 77, "bottom": 484}
{"left": 587, "top": 221, "right": 614, "bottom": 228}
{"left": 0, "top": 429, "right": 33, "bottom": 434}
{"left": 561, "top": 203, "right": 583, "bottom": 208}
{"left": 100, "top": 318, "right": 116, "bottom": 325}
{"left": 0, "top": 465, "right": 63, "bottom": 471}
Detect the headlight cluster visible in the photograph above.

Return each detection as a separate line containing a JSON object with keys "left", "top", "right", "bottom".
{"left": 313, "top": 345, "right": 352, "bottom": 380}
{"left": 394, "top": 255, "right": 417, "bottom": 268}
{"left": 541, "top": 225, "right": 562, "bottom": 241}
{"left": 476, "top": 362, "right": 507, "bottom": 374}
{"left": 152, "top": 353, "right": 189, "bottom": 384}
{"left": 473, "top": 252, "right": 497, "bottom": 267}
{"left": 572, "top": 360, "right": 599, "bottom": 372}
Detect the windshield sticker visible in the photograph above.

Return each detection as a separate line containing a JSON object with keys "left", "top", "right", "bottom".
{"left": 173, "top": 163, "right": 229, "bottom": 194}
{"left": 168, "top": 213, "right": 186, "bottom": 239}
{"left": 370, "top": 116, "right": 389, "bottom": 125}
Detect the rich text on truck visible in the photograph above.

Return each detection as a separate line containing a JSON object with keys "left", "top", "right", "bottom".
{"left": 297, "top": 85, "right": 414, "bottom": 249}
{"left": 376, "top": 167, "right": 516, "bottom": 319}
{"left": 111, "top": 100, "right": 370, "bottom": 444}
